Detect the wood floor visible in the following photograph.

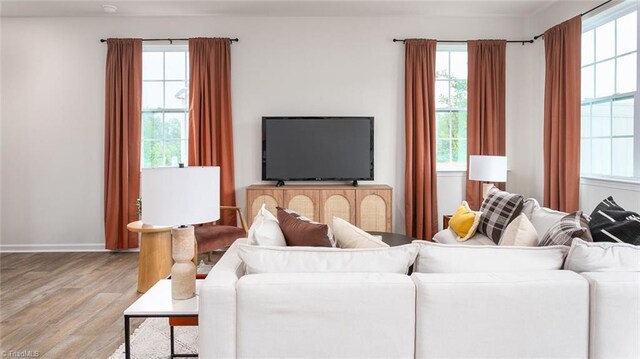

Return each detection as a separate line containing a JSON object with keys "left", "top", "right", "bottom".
{"left": 0, "top": 252, "right": 220, "bottom": 358}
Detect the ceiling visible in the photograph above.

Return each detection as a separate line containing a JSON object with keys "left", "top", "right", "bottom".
{"left": 0, "top": 0, "right": 575, "bottom": 18}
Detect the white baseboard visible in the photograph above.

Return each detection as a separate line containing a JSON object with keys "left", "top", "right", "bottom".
{"left": 0, "top": 243, "right": 139, "bottom": 253}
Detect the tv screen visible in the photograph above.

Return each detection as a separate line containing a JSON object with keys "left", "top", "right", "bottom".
{"left": 262, "top": 117, "right": 374, "bottom": 182}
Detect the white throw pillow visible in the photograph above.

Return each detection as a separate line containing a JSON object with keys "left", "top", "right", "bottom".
{"left": 413, "top": 240, "right": 568, "bottom": 273}
{"left": 332, "top": 216, "right": 389, "bottom": 249}
{"left": 248, "top": 204, "right": 286, "bottom": 246}
{"left": 564, "top": 238, "right": 640, "bottom": 272}
{"left": 499, "top": 213, "right": 539, "bottom": 247}
{"left": 521, "top": 198, "right": 541, "bottom": 220}
{"left": 530, "top": 207, "right": 567, "bottom": 238}
{"left": 237, "top": 244, "right": 419, "bottom": 274}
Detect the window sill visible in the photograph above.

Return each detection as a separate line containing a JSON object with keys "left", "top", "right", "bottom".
{"left": 580, "top": 176, "right": 640, "bottom": 192}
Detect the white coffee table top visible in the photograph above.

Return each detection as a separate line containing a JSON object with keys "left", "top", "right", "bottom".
{"left": 124, "top": 279, "right": 202, "bottom": 316}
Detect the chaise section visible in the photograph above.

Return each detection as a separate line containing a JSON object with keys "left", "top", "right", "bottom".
{"left": 235, "top": 272, "right": 415, "bottom": 359}
{"left": 581, "top": 272, "right": 640, "bottom": 359}
{"left": 412, "top": 270, "right": 589, "bottom": 358}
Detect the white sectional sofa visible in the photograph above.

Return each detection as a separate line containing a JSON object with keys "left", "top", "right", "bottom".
{"left": 199, "top": 237, "right": 639, "bottom": 359}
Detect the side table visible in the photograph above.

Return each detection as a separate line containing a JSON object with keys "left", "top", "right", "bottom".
{"left": 124, "top": 279, "right": 202, "bottom": 359}
{"left": 127, "top": 221, "right": 173, "bottom": 293}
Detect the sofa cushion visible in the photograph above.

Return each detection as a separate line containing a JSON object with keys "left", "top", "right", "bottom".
{"left": 521, "top": 198, "right": 542, "bottom": 219}
{"left": 277, "top": 207, "right": 335, "bottom": 247}
{"left": 477, "top": 187, "right": 524, "bottom": 243}
{"left": 448, "top": 201, "right": 483, "bottom": 241}
{"left": 413, "top": 240, "right": 568, "bottom": 273}
{"left": 565, "top": 238, "right": 640, "bottom": 272}
{"left": 498, "top": 213, "right": 539, "bottom": 246}
{"left": 539, "top": 211, "right": 592, "bottom": 246}
{"left": 432, "top": 228, "right": 496, "bottom": 246}
{"left": 588, "top": 196, "right": 640, "bottom": 245}
{"left": 332, "top": 216, "right": 388, "bottom": 248}
{"left": 530, "top": 207, "right": 567, "bottom": 239}
{"left": 237, "top": 243, "right": 419, "bottom": 274}
{"left": 248, "top": 204, "right": 286, "bottom": 246}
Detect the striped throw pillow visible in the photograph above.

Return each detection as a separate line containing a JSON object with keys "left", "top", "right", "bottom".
{"left": 478, "top": 188, "right": 524, "bottom": 244}
{"left": 588, "top": 197, "right": 640, "bottom": 245}
{"left": 539, "top": 211, "right": 593, "bottom": 246}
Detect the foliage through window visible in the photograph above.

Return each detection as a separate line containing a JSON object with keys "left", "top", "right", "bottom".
{"left": 142, "top": 46, "right": 189, "bottom": 168}
{"left": 581, "top": 3, "right": 638, "bottom": 180}
{"left": 436, "top": 46, "right": 468, "bottom": 171}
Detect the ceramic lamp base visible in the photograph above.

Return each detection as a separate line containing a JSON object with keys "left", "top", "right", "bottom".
{"left": 171, "top": 226, "right": 196, "bottom": 300}
{"left": 482, "top": 183, "right": 495, "bottom": 199}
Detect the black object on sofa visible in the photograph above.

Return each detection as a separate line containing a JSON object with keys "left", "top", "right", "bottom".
{"left": 588, "top": 197, "right": 640, "bottom": 245}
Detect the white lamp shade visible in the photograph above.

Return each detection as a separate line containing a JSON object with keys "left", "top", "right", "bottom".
{"left": 141, "top": 166, "right": 220, "bottom": 226}
{"left": 468, "top": 155, "right": 507, "bottom": 182}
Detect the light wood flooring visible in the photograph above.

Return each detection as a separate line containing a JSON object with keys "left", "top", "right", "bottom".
{"left": 0, "top": 251, "right": 219, "bottom": 358}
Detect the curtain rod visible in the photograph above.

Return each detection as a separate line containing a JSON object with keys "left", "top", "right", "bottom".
{"left": 99, "top": 38, "right": 239, "bottom": 44}
{"left": 532, "top": 0, "right": 613, "bottom": 40}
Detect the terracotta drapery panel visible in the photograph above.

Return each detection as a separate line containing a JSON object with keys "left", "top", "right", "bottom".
{"left": 466, "top": 40, "right": 507, "bottom": 210}
{"left": 543, "top": 16, "right": 582, "bottom": 212}
{"left": 188, "top": 38, "right": 237, "bottom": 225}
{"left": 405, "top": 39, "right": 439, "bottom": 240}
{"left": 104, "top": 38, "right": 142, "bottom": 250}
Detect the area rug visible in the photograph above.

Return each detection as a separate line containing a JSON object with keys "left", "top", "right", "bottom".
{"left": 108, "top": 318, "right": 198, "bottom": 359}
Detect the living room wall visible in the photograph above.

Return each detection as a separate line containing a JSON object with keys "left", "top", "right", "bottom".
{"left": 1, "top": 14, "right": 535, "bottom": 250}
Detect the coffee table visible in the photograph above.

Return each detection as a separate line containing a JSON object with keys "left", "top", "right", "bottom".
{"left": 124, "top": 279, "right": 202, "bottom": 359}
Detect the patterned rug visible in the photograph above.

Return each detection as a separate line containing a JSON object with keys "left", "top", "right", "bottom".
{"left": 108, "top": 318, "right": 198, "bottom": 359}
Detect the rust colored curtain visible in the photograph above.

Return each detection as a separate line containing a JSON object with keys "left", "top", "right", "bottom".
{"left": 188, "top": 38, "right": 236, "bottom": 225}
{"left": 466, "top": 40, "right": 507, "bottom": 210}
{"left": 543, "top": 16, "right": 582, "bottom": 212}
{"left": 405, "top": 39, "right": 439, "bottom": 240}
{"left": 104, "top": 38, "right": 142, "bottom": 250}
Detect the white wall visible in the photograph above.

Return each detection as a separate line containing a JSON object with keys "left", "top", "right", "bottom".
{"left": 1, "top": 14, "right": 534, "bottom": 250}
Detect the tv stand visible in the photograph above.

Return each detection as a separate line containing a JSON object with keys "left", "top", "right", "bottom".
{"left": 352, "top": 180, "right": 359, "bottom": 187}
{"left": 276, "top": 180, "right": 285, "bottom": 187}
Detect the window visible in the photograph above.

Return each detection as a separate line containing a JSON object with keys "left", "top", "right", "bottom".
{"left": 435, "top": 46, "right": 468, "bottom": 171}
{"left": 581, "top": 3, "right": 638, "bottom": 180}
{"left": 142, "top": 46, "right": 189, "bottom": 168}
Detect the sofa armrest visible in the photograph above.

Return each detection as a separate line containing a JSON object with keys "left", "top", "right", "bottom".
{"left": 199, "top": 238, "right": 247, "bottom": 359}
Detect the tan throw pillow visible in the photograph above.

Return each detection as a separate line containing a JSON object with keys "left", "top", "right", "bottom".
{"left": 276, "top": 207, "right": 335, "bottom": 247}
{"left": 332, "top": 216, "right": 389, "bottom": 248}
{"left": 499, "top": 213, "right": 539, "bottom": 247}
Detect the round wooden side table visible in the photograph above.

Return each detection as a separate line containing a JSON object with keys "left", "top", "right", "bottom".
{"left": 127, "top": 221, "right": 173, "bottom": 293}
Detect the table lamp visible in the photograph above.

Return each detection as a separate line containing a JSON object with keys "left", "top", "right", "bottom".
{"left": 468, "top": 155, "right": 507, "bottom": 199}
{"left": 141, "top": 166, "right": 220, "bottom": 300}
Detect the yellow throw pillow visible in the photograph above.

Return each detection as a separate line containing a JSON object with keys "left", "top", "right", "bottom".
{"left": 449, "top": 201, "right": 483, "bottom": 241}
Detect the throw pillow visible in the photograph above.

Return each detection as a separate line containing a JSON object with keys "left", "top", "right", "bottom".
{"left": 477, "top": 187, "right": 525, "bottom": 243}
{"left": 530, "top": 207, "right": 567, "bottom": 238}
{"left": 564, "top": 238, "right": 640, "bottom": 272}
{"left": 276, "top": 207, "right": 335, "bottom": 247}
{"left": 448, "top": 201, "right": 482, "bottom": 241}
{"left": 498, "top": 213, "right": 539, "bottom": 247}
{"left": 248, "top": 204, "right": 286, "bottom": 246}
{"left": 538, "top": 211, "right": 593, "bottom": 246}
{"left": 412, "top": 240, "right": 568, "bottom": 273}
{"left": 237, "top": 243, "right": 419, "bottom": 274}
{"left": 588, "top": 196, "right": 640, "bottom": 245}
{"left": 521, "top": 198, "right": 541, "bottom": 220}
{"left": 332, "top": 216, "right": 389, "bottom": 248}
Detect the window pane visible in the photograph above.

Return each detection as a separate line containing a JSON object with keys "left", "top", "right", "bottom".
{"left": 595, "top": 21, "right": 615, "bottom": 61}
{"left": 143, "top": 140, "right": 164, "bottom": 168}
{"left": 437, "top": 139, "right": 451, "bottom": 163}
{"left": 165, "top": 52, "right": 186, "bottom": 81}
{"left": 581, "top": 139, "right": 592, "bottom": 174}
{"left": 592, "top": 138, "right": 611, "bottom": 175}
{"left": 455, "top": 111, "right": 467, "bottom": 139}
{"left": 612, "top": 137, "right": 634, "bottom": 177}
{"left": 612, "top": 98, "right": 634, "bottom": 136}
{"left": 450, "top": 52, "right": 467, "bottom": 79}
{"left": 436, "top": 112, "right": 451, "bottom": 139}
{"left": 595, "top": 59, "right": 615, "bottom": 98}
{"left": 581, "top": 65, "right": 594, "bottom": 100}
{"left": 142, "top": 112, "right": 163, "bottom": 139}
{"left": 591, "top": 101, "right": 611, "bottom": 137}
{"left": 435, "top": 80, "right": 449, "bottom": 108}
{"left": 436, "top": 51, "right": 449, "bottom": 79}
{"left": 143, "top": 52, "right": 163, "bottom": 80}
{"left": 617, "top": 11, "right": 637, "bottom": 55}
{"left": 450, "top": 80, "right": 467, "bottom": 109}
{"left": 142, "top": 81, "right": 163, "bottom": 109}
{"left": 165, "top": 81, "right": 188, "bottom": 109}
{"left": 451, "top": 139, "right": 466, "bottom": 163}
{"left": 164, "top": 140, "right": 183, "bottom": 167}
{"left": 164, "top": 113, "right": 185, "bottom": 139}
{"left": 582, "top": 30, "right": 594, "bottom": 65}
{"left": 616, "top": 53, "right": 637, "bottom": 94}
{"left": 581, "top": 104, "right": 591, "bottom": 137}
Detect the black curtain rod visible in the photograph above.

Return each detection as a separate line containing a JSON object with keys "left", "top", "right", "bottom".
{"left": 99, "top": 38, "right": 239, "bottom": 44}
{"left": 392, "top": 39, "right": 533, "bottom": 45}
{"left": 533, "top": 0, "right": 613, "bottom": 40}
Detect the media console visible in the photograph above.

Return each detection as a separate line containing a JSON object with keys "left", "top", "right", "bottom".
{"left": 246, "top": 184, "right": 392, "bottom": 231}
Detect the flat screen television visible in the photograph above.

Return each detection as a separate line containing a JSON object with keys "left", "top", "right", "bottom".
{"left": 262, "top": 117, "right": 374, "bottom": 185}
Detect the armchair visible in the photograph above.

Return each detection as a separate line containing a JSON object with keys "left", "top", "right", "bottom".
{"left": 195, "top": 206, "right": 249, "bottom": 261}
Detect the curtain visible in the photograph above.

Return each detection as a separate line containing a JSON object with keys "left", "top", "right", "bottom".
{"left": 104, "top": 38, "right": 142, "bottom": 250}
{"left": 188, "top": 38, "right": 237, "bottom": 225}
{"left": 405, "top": 39, "right": 439, "bottom": 240}
{"left": 465, "top": 40, "right": 507, "bottom": 210}
{"left": 543, "top": 16, "right": 582, "bottom": 212}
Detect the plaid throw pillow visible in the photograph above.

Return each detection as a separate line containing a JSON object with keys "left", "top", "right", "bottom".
{"left": 539, "top": 211, "right": 593, "bottom": 246}
{"left": 478, "top": 188, "right": 524, "bottom": 243}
